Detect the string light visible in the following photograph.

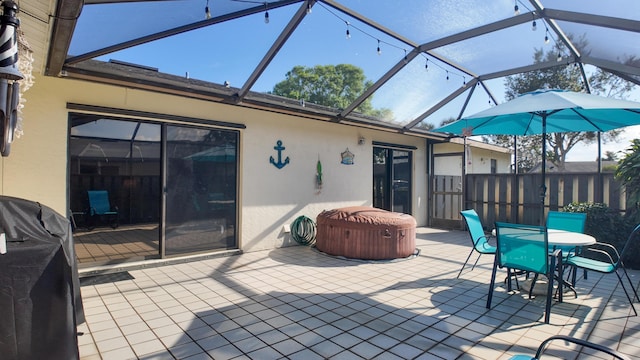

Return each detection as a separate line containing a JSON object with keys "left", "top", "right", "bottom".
{"left": 316, "top": 1, "right": 470, "bottom": 85}
{"left": 532, "top": 19, "right": 537, "bottom": 31}
{"left": 421, "top": 54, "right": 468, "bottom": 87}
{"left": 557, "top": 52, "right": 563, "bottom": 62}
{"left": 205, "top": 0, "right": 211, "bottom": 19}
{"left": 514, "top": 0, "right": 520, "bottom": 15}
{"left": 306, "top": 3, "right": 312, "bottom": 14}
{"left": 264, "top": 3, "right": 269, "bottom": 24}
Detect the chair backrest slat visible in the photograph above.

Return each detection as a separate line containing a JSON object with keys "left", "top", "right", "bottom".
{"left": 547, "top": 211, "right": 586, "bottom": 233}
{"left": 461, "top": 209, "right": 488, "bottom": 250}
{"left": 495, "top": 222, "right": 548, "bottom": 273}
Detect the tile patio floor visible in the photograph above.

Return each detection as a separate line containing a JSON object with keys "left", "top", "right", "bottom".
{"left": 76, "top": 227, "right": 640, "bottom": 359}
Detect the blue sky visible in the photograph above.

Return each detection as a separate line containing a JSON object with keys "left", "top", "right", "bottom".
{"left": 69, "top": 0, "right": 640, "bottom": 161}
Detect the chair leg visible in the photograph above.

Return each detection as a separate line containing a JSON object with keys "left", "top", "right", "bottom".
{"left": 457, "top": 248, "right": 476, "bottom": 279}
{"left": 529, "top": 274, "right": 539, "bottom": 299}
{"left": 544, "top": 257, "right": 557, "bottom": 324}
{"left": 487, "top": 257, "right": 499, "bottom": 309}
{"left": 620, "top": 266, "right": 640, "bottom": 303}
{"left": 556, "top": 257, "right": 563, "bottom": 304}
{"left": 503, "top": 268, "right": 521, "bottom": 291}
{"left": 470, "top": 253, "right": 482, "bottom": 271}
{"left": 615, "top": 271, "right": 638, "bottom": 316}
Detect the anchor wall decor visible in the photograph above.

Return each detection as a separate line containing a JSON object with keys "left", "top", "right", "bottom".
{"left": 269, "top": 140, "right": 290, "bottom": 169}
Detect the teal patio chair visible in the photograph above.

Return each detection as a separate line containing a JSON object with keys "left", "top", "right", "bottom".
{"left": 546, "top": 210, "right": 587, "bottom": 295}
{"left": 487, "top": 222, "right": 562, "bottom": 324}
{"left": 564, "top": 223, "right": 640, "bottom": 316}
{"left": 546, "top": 210, "right": 587, "bottom": 256}
{"left": 87, "top": 190, "right": 119, "bottom": 229}
{"left": 509, "top": 335, "right": 631, "bottom": 360}
{"left": 457, "top": 209, "right": 496, "bottom": 279}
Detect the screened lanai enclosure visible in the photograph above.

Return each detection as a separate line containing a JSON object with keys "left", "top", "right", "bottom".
{"left": 40, "top": 0, "right": 639, "bottom": 129}
{"left": 14, "top": 0, "right": 639, "bottom": 265}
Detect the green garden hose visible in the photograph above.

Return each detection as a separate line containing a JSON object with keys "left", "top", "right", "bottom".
{"left": 291, "top": 215, "right": 316, "bottom": 246}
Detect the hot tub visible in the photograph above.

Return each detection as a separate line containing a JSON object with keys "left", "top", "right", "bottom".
{"left": 315, "top": 206, "right": 417, "bottom": 260}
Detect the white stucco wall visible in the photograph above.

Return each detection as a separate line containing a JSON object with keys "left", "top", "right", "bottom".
{"left": 0, "top": 74, "right": 428, "bottom": 252}
{"left": 433, "top": 141, "right": 511, "bottom": 176}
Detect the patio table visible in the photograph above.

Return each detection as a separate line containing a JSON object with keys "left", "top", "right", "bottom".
{"left": 492, "top": 228, "right": 596, "bottom": 299}
{"left": 491, "top": 228, "right": 595, "bottom": 247}
{"left": 547, "top": 229, "right": 596, "bottom": 248}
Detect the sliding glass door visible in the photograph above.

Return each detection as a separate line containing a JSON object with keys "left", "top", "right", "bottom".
{"left": 69, "top": 113, "right": 239, "bottom": 264}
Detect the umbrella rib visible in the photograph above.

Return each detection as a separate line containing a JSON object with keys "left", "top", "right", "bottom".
{"left": 524, "top": 112, "right": 539, "bottom": 135}
{"left": 569, "top": 108, "right": 605, "bottom": 132}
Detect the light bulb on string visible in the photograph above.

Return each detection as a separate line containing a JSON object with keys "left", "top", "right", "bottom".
{"left": 425, "top": 58, "right": 429, "bottom": 70}
{"left": 532, "top": 20, "right": 537, "bottom": 31}
{"left": 345, "top": 22, "right": 350, "bottom": 39}
{"left": 377, "top": 40, "right": 381, "bottom": 55}
{"left": 514, "top": 1, "right": 520, "bottom": 15}
{"left": 264, "top": 10, "right": 269, "bottom": 23}
{"left": 306, "top": 3, "right": 312, "bottom": 14}
{"left": 205, "top": 0, "right": 211, "bottom": 19}
{"left": 446, "top": 71, "right": 449, "bottom": 81}
{"left": 544, "top": 34, "right": 549, "bottom": 44}
{"left": 557, "top": 52, "right": 562, "bottom": 62}
{"left": 462, "top": 77, "right": 466, "bottom": 87}
{"left": 403, "top": 50, "right": 408, "bottom": 64}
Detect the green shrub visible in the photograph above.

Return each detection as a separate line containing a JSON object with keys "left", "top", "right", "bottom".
{"left": 562, "top": 202, "right": 639, "bottom": 270}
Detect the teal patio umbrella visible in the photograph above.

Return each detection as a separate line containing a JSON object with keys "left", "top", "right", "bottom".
{"left": 433, "top": 89, "right": 640, "bottom": 222}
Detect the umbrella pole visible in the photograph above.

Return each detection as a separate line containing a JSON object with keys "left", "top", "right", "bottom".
{"left": 540, "top": 114, "right": 547, "bottom": 226}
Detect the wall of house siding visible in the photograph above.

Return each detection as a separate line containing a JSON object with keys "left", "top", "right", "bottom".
{"left": 1, "top": 74, "right": 428, "bottom": 252}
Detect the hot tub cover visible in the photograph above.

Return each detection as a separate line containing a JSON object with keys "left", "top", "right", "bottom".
{"left": 318, "top": 206, "right": 417, "bottom": 227}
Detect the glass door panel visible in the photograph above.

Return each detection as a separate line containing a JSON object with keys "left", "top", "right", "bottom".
{"left": 373, "top": 147, "right": 390, "bottom": 210}
{"left": 373, "top": 146, "right": 412, "bottom": 214}
{"left": 165, "top": 126, "right": 238, "bottom": 256}
{"left": 392, "top": 150, "right": 412, "bottom": 214}
{"left": 69, "top": 115, "right": 162, "bottom": 264}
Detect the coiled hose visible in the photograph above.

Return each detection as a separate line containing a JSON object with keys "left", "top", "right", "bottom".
{"left": 291, "top": 215, "right": 316, "bottom": 246}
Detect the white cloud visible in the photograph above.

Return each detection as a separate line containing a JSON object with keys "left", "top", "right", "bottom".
{"left": 566, "top": 125, "right": 640, "bottom": 161}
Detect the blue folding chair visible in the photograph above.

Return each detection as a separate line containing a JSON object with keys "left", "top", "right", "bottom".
{"left": 487, "top": 222, "right": 562, "bottom": 324}
{"left": 457, "top": 209, "right": 496, "bottom": 279}
{"left": 564, "top": 223, "right": 640, "bottom": 316}
{"left": 87, "top": 190, "right": 119, "bottom": 229}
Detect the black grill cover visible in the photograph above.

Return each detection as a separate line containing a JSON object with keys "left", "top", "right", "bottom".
{"left": 0, "top": 196, "right": 84, "bottom": 360}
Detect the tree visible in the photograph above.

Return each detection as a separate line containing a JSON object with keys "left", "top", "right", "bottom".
{"left": 603, "top": 151, "right": 619, "bottom": 162}
{"left": 271, "top": 64, "right": 393, "bottom": 120}
{"left": 615, "top": 139, "right": 640, "bottom": 206}
{"left": 496, "top": 38, "right": 630, "bottom": 171}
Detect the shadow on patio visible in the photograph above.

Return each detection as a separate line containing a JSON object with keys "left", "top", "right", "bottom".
{"left": 77, "top": 227, "right": 640, "bottom": 359}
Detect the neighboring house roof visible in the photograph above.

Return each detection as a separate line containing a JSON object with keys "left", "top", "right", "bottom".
{"left": 448, "top": 137, "right": 512, "bottom": 154}
{"left": 528, "top": 160, "right": 618, "bottom": 173}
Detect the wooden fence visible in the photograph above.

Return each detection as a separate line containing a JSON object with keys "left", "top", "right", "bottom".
{"left": 432, "top": 172, "right": 627, "bottom": 230}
